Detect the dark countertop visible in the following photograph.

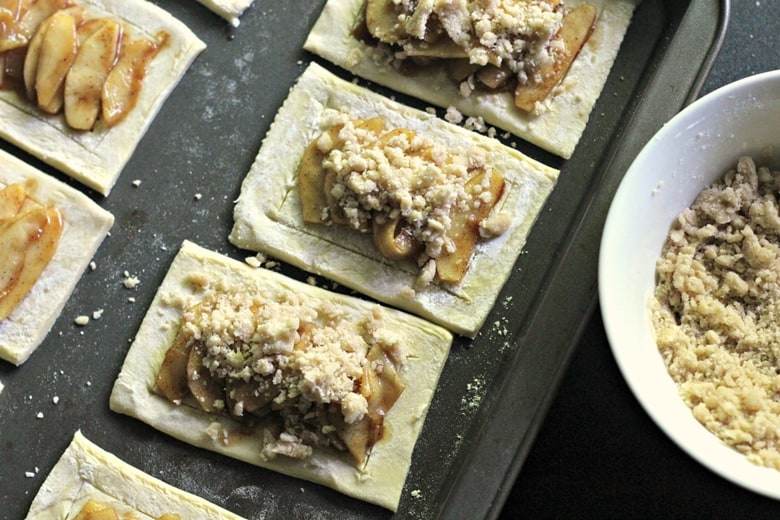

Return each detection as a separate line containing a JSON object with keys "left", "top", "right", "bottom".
{"left": 500, "top": 2, "right": 780, "bottom": 518}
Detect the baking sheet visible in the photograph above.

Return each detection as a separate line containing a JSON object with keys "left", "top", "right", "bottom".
{"left": 0, "top": 1, "right": 726, "bottom": 518}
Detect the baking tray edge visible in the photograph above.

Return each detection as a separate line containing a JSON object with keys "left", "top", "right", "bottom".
{"left": 433, "top": 1, "right": 730, "bottom": 518}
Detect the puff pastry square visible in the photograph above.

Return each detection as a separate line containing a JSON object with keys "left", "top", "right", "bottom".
{"left": 109, "top": 240, "right": 453, "bottom": 511}
{"left": 229, "top": 62, "right": 559, "bottom": 337}
{"left": 304, "top": 0, "right": 638, "bottom": 159}
{"left": 0, "top": 149, "right": 113, "bottom": 366}
{"left": 26, "top": 430, "right": 245, "bottom": 519}
{"left": 0, "top": 0, "right": 206, "bottom": 195}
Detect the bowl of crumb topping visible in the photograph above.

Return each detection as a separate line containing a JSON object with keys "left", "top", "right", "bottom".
{"left": 600, "top": 70, "right": 780, "bottom": 500}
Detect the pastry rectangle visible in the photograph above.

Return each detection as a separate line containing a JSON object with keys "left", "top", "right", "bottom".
{"left": 26, "top": 430, "right": 245, "bottom": 519}
{"left": 0, "top": 0, "right": 206, "bottom": 195}
{"left": 304, "top": 0, "right": 637, "bottom": 159}
{"left": 0, "top": 148, "right": 113, "bottom": 366}
{"left": 109, "top": 240, "right": 453, "bottom": 511}
{"left": 229, "top": 62, "right": 558, "bottom": 337}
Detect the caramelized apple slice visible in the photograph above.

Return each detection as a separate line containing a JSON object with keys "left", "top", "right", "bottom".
{"left": 34, "top": 10, "right": 78, "bottom": 113}
{"left": 0, "top": 0, "right": 25, "bottom": 52}
{"left": 73, "top": 499, "right": 113, "bottom": 520}
{"left": 514, "top": 4, "right": 596, "bottom": 111}
{"left": 357, "top": 116, "right": 385, "bottom": 136}
{"left": 64, "top": 20, "right": 120, "bottom": 129}
{"left": 15, "top": 0, "right": 70, "bottom": 43}
{"left": 0, "top": 0, "right": 23, "bottom": 25}
{"left": 74, "top": 16, "right": 108, "bottom": 46}
{"left": 339, "top": 344, "right": 405, "bottom": 465}
{"left": 403, "top": 36, "right": 468, "bottom": 59}
{"left": 102, "top": 36, "right": 159, "bottom": 127}
{"left": 0, "top": 183, "right": 27, "bottom": 221}
{"left": 436, "top": 168, "right": 504, "bottom": 284}
{"left": 155, "top": 329, "right": 193, "bottom": 402}
{"left": 0, "top": 206, "right": 63, "bottom": 321}
{"left": 226, "top": 378, "right": 278, "bottom": 417}
{"left": 364, "top": 343, "right": 405, "bottom": 413}
{"left": 298, "top": 125, "right": 343, "bottom": 223}
{"left": 338, "top": 414, "right": 373, "bottom": 465}
{"left": 372, "top": 216, "right": 418, "bottom": 261}
{"left": 186, "top": 342, "right": 224, "bottom": 413}
{"left": 374, "top": 126, "right": 412, "bottom": 148}
{"left": 23, "top": 7, "right": 84, "bottom": 101}
{"left": 364, "top": 0, "right": 402, "bottom": 43}
{"left": 23, "top": 11, "right": 48, "bottom": 101}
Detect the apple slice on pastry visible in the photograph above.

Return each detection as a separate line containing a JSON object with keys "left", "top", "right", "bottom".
{"left": 0, "top": 148, "right": 113, "bottom": 366}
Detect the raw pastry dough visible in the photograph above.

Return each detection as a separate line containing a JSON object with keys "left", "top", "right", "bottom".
{"left": 26, "top": 430, "right": 245, "bottom": 519}
{"left": 0, "top": 0, "right": 206, "bottom": 195}
{"left": 0, "top": 149, "right": 113, "bottom": 366}
{"left": 229, "top": 62, "right": 559, "bottom": 337}
{"left": 109, "top": 240, "right": 453, "bottom": 511}
{"left": 195, "top": 0, "right": 254, "bottom": 26}
{"left": 303, "top": 0, "right": 638, "bottom": 159}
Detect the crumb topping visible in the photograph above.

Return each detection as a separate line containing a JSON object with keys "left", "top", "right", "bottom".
{"left": 652, "top": 156, "right": 780, "bottom": 470}
{"left": 298, "top": 112, "right": 507, "bottom": 286}
{"left": 361, "top": 0, "right": 596, "bottom": 111}
{"left": 393, "top": 0, "right": 562, "bottom": 77}
{"left": 155, "top": 275, "right": 408, "bottom": 465}
{"left": 321, "top": 115, "right": 487, "bottom": 259}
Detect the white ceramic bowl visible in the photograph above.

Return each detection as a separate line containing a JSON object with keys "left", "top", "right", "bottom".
{"left": 599, "top": 70, "right": 780, "bottom": 500}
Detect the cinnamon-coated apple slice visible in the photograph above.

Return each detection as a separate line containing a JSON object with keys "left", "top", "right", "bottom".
{"left": 0, "top": 183, "right": 27, "bottom": 221}
{"left": 364, "top": 0, "right": 402, "bottom": 43}
{"left": 15, "top": 0, "right": 69, "bottom": 44}
{"left": 298, "top": 124, "right": 344, "bottom": 224}
{"left": 34, "top": 10, "right": 78, "bottom": 113}
{"left": 74, "top": 16, "right": 108, "bottom": 45}
{"left": 0, "top": 0, "right": 25, "bottom": 52}
{"left": 102, "top": 36, "right": 160, "bottom": 127}
{"left": 0, "top": 206, "right": 63, "bottom": 321}
{"left": 435, "top": 169, "right": 504, "bottom": 284}
{"left": 514, "top": 4, "right": 596, "bottom": 111}
{"left": 22, "top": 11, "right": 48, "bottom": 101}
{"left": 186, "top": 342, "right": 224, "bottom": 413}
{"left": 154, "top": 329, "right": 192, "bottom": 402}
{"left": 64, "top": 19, "right": 120, "bottom": 129}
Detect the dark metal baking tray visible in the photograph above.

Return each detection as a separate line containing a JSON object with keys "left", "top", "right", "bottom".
{"left": 0, "top": 1, "right": 727, "bottom": 518}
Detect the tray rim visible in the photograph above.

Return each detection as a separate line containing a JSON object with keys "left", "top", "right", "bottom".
{"left": 432, "top": 1, "right": 731, "bottom": 518}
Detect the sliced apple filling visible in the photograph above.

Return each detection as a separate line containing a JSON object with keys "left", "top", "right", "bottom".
{"left": 73, "top": 499, "right": 180, "bottom": 520}
{"left": 0, "top": 181, "right": 63, "bottom": 321}
{"left": 298, "top": 115, "right": 506, "bottom": 286}
{"left": 0, "top": 0, "right": 164, "bottom": 130}
{"left": 359, "top": 0, "right": 596, "bottom": 112}
{"left": 155, "top": 289, "right": 407, "bottom": 467}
